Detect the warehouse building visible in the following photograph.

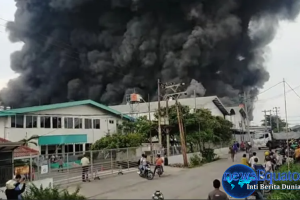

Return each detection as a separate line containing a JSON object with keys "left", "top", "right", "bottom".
{"left": 0, "top": 100, "right": 132, "bottom": 155}
{"left": 110, "top": 95, "right": 249, "bottom": 139}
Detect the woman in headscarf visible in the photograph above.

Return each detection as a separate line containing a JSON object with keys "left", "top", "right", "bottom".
{"left": 5, "top": 178, "right": 26, "bottom": 200}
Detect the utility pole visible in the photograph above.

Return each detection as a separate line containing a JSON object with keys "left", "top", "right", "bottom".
{"left": 162, "top": 82, "right": 188, "bottom": 166}
{"left": 243, "top": 91, "right": 252, "bottom": 143}
{"left": 165, "top": 99, "right": 170, "bottom": 157}
{"left": 273, "top": 107, "right": 280, "bottom": 132}
{"left": 148, "top": 94, "right": 153, "bottom": 163}
{"left": 267, "top": 110, "right": 272, "bottom": 130}
{"left": 262, "top": 110, "right": 268, "bottom": 130}
{"left": 176, "top": 99, "right": 188, "bottom": 166}
{"left": 283, "top": 78, "right": 290, "bottom": 170}
{"left": 157, "top": 79, "right": 162, "bottom": 146}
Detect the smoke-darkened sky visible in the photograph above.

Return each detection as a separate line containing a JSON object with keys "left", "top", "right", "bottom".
{"left": 0, "top": 0, "right": 300, "bottom": 120}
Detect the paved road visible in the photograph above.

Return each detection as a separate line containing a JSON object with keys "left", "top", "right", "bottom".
{"left": 66, "top": 150, "right": 265, "bottom": 199}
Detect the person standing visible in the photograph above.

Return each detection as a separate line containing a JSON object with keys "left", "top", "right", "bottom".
{"left": 81, "top": 154, "right": 90, "bottom": 182}
{"left": 58, "top": 157, "right": 64, "bottom": 172}
{"left": 208, "top": 179, "right": 229, "bottom": 200}
{"left": 229, "top": 147, "right": 235, "bottom": 162}
{"left": 5, "top": 179, "right": 26, "bottom": 200}
{"left": 248, "top": 152, "right": 258, "bottom": 168}
{"left": 241, "top": 154, "right": 249, "bottom": 166}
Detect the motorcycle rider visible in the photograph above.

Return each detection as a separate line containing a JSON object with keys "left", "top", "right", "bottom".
{"left": 294, "top": 144, "right": 300, "bottom": 163}
{"left": 153, "top": 154, "right": 164, "bottom": 175}
{"left": 138, "top": 154, "right": 147, "bottom": 174}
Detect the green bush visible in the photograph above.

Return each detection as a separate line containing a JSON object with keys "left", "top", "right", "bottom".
{"left": 268, "top": 164, "right": 300, "bottom": 200}
{"left": 22, "top": 184, "right": 86, "bottom": 200}
{"left": 200, "top": 148, "right": 216, "bottom": 163}
{"left": 189, "top": 154, "right": 202, "bottom": 167}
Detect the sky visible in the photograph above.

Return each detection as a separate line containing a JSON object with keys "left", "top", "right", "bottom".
{"left": 1, "top": 1, "right": 300, "bottom": 127}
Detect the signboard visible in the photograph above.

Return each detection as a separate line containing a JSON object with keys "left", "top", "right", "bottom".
{"left": 14, "top": 166, "right": 29, "bottom": 176}
{"left": 41, "top": 165, "right": 48, "bottom": 174}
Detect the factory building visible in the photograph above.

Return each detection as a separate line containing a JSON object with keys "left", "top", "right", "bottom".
{"left": 0, "top": 100, "right": 132, "bottom": 155}
{"left": 109, "top": 95, "right": 249, "bottom": 137}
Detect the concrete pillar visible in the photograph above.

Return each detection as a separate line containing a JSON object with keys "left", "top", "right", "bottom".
{"left": 73, "top": 144, "right": 75, "bottom": 155}
{"left": 62, "top": 144, "right": 65, "bottom": 157}
{"left": 83, "top": 143, "right": 86, "bottom": 153}
{"left": 55, "top": 145, "right": 58, "bottom": 156}
{"left": 45, "top": 145, "right": 49, "bottom": 156}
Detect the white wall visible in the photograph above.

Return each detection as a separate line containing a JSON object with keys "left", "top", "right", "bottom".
{"left": 129, "top": 101, "right": 224, "bottom": 121}
{"left": 166, "top": 147, "right": 229, "bottom": 165}
{"left": 0, "top": 105, "right": 125, "bottom": 150}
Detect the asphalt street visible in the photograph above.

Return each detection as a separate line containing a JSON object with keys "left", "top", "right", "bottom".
{"left": 66, "top": 150, "right": 265, "bottom": 199}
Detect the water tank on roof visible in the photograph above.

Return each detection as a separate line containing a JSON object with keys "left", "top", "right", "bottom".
{"left": 0, "top": 106, "right": 4, "bottom": 111}
{"left": 5, "top": 106, "right": 11, "bottom": 110}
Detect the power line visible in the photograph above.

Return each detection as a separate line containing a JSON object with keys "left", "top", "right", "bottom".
{"left": 285, "top": 81, "right": 300, "bottom": 100}
{"left": 257, "top": 81, "right": 283, "bottom": 96}
{"left": 256, "top": 84, "right": 300, "bottom": 103}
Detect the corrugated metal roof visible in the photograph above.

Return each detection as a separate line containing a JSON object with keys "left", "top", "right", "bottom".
{"left": 0, "top": 138, "right": 39, "bottom": 158}
{"left": 110, "top": 96, "right": 229, "bottom": 115}
{"left": 0, "top": 100, "right": 133, "bottom": 120}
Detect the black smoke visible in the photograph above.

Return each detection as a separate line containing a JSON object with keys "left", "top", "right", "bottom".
{"left": 1, "top": 0, "right": 300, "bottom": 120}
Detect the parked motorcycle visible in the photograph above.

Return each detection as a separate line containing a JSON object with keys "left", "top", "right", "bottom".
{"left": 139, "top": 164, "right": 154, "bottom": 180}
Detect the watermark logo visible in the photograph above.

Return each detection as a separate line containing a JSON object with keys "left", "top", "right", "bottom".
{"left": 222, "top": 164, "right": 300, "bottom": 199}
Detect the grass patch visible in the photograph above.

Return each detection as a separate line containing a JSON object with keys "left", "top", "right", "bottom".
{"left": 267, "top": 163, "right": 300, "bottom": 200}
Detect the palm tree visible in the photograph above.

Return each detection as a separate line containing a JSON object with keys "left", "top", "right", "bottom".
{"left": 19, "top": 134, "right": 39, "bottom": 146}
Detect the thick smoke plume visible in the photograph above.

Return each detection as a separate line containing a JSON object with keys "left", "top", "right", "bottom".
{"left": 1, "top": 0, "right": 300, "bottom": 120}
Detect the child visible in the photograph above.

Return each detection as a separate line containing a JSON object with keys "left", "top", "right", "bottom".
{"left": 241, "top": 154, "right": 248, "bottom": 166}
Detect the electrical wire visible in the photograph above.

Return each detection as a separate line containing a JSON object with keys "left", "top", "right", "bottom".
{"left": 284, "top": 81, "right": 300, "bottom": 100}
{"left": 257, "top": 81, "right": 283, "bottom": 96}
{"left": 255, "top": 84, "right": 300, "bottom": 103}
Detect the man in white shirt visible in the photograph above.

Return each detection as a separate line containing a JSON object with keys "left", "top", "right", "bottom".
{"left": 265, "top": 156, "right": 272, "bottom": 172}
{"left": 248, "top": 152, "right": 258, "bottom": 168}
{"left": 81, "top": 155, "right": 90, "bottom": 182}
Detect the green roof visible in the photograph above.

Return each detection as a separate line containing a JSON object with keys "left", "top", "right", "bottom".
{"left": 0, "top": 100, "right": 133, "bottom": 120}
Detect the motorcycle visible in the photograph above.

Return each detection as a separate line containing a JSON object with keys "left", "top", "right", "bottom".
{"left": 246, "top": 178, "right": 265, "bottom": 200}
{"left": 156, "top": 165, "right": 163, "bottom": 177}
{"left": 139, "top": 164, "right": 154, "bottom": 180}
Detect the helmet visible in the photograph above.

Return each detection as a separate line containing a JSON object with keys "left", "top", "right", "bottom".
{"left": 264, "top": 151, "right": 270, "bottom": 156}
{"left": 152, "top": 190, "right": 164, "bottom": 200}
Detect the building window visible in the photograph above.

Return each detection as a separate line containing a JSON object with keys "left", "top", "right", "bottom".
{"left": 109, "top": 120, "right": 114, "bottom": 124}
{"left": 64, "top": 117, "right": 73, "bottom": 129}
{"left": 93, "top": 119, "right": 100, "bottom": 129}
{"left": 40, "top": 116, "right": 51, "bottom": 128}
{"left": 26, "top": 116, "right": 37, "bottom": 128}
{"left": 11, "top": 115, "right": 24, "bottom": 128}
{"left": 52, "top": 117, "right": 62, "bottom": 128}
{"left": 84, "top": 119, "right": 92, "bottom": 129}
{"left": 74, "top": 118, "right": 82, "bottom": 129}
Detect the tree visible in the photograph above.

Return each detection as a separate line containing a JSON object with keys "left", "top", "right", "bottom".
{"left": 261, "top": 115, "right": 287, "bottom": 132}
{"left": 154, "top": 103, "right": 233, "bottom": 151}
{"left": 19, "top": 134, "right": 39, "bottom": 146}
{"left": 91, "top": 133, "right": 145, "bottom": 150}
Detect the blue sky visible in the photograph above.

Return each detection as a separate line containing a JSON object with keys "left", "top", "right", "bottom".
{"left": 1, "top": 1, "right": 300, "bottom": 126}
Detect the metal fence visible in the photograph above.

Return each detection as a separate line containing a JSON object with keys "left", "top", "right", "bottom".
{"left": 31, "top": 147, "right": 142, "bottom": 185}
{"left": 0, "top": 143, "right": 230, "bottom": 187}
